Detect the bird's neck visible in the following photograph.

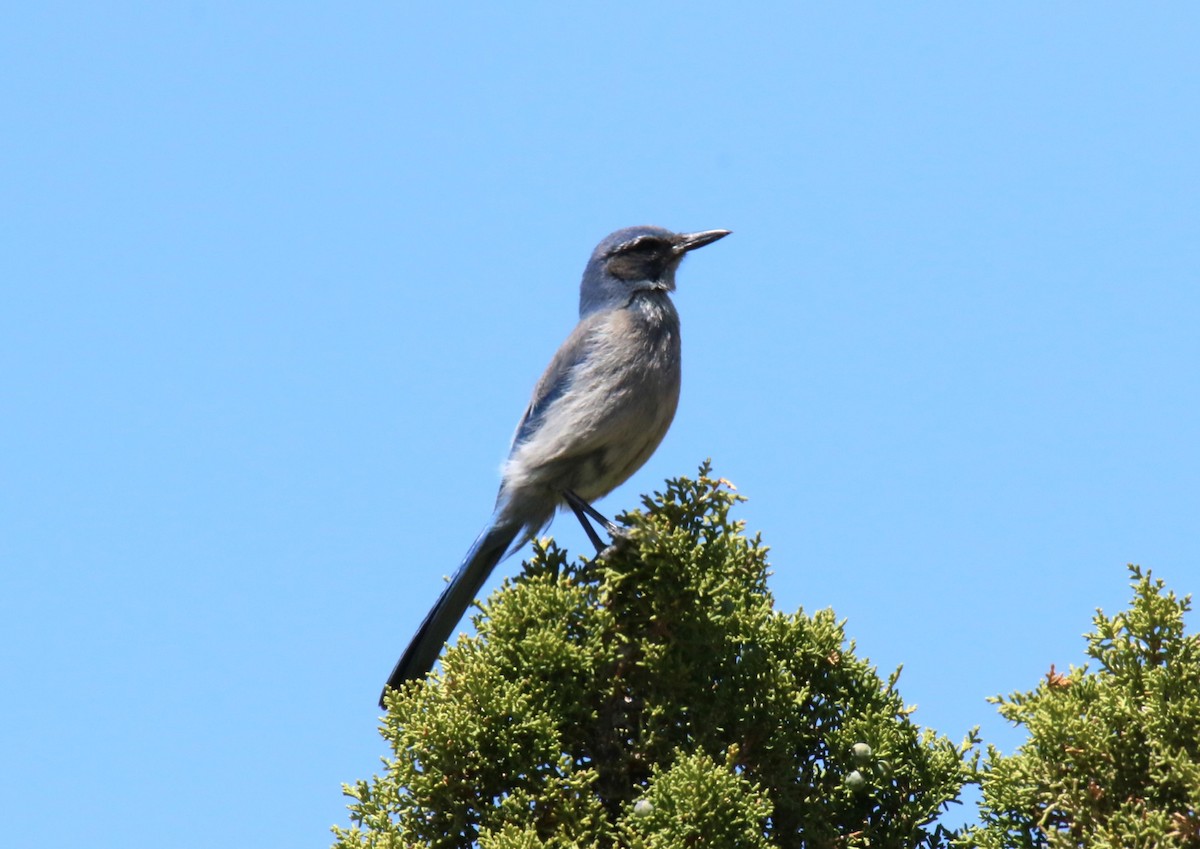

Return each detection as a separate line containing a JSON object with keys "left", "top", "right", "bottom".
{"left": 627, "top": 287, "right": 677, "bottom": 318}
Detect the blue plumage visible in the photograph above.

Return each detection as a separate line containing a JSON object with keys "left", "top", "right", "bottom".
{"left": 380, "top": 225, "right": 729, "bottom": 705}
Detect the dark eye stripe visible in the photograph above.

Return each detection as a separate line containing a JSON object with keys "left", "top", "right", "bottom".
{"left": 618, "top": 237, "right": 665, "bottom": 255}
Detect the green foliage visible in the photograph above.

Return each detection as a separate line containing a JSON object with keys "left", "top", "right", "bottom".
{"left": 334, "top": 464, "right": 973, "bottom": 849}
{"left": 963, "top": 566, "right": 1200, "bottom": 849}
{"left": 617, "top": 751, "right": 773, "bottom": 849}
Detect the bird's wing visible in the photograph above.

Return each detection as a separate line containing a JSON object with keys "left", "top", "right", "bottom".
{"left": 509, "top": 314, "right": 600, "bottom": 450}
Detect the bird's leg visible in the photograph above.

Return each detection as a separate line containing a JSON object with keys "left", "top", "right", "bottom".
{"left": 564, "top": 490, "right": 622, "bottom": 534}
{"left": 564, "top": 489, "right": 633, "bottom": 558}
{"left": 564, "top": 490, "right": 609, "bottom": 553}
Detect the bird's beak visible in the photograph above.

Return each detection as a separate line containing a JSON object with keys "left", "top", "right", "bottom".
{"left": 672, "top": 229, "right": 731, "bottom": 256}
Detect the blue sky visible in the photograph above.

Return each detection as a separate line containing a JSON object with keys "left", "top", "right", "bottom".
{"left": 3, "top": 4, "right": 1197, "bottom": 845}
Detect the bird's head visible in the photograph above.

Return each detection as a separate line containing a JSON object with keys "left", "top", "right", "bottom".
{"left": 579, "top": 225, "right": 730, "bottom": 317}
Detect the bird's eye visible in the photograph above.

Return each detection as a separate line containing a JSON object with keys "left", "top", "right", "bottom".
{"left": 620, "top": 238, "right": 661, "bottom": 255}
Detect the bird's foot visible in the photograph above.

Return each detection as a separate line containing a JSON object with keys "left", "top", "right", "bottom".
{"left": 597, "top": 524, "right": 634, "bottom": 560}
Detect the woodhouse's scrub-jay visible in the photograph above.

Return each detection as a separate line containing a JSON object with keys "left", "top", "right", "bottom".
{"left": 380, "top": 225, "right": 730, "bottom": 706}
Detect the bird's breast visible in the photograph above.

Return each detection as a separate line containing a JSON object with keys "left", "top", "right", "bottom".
{"left": 560, "top": 296, "right": 681, "bottom": 497}
{"left": 499, "top": 292, "right": 683, "bottom": 524}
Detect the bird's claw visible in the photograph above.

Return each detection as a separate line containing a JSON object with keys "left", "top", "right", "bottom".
{"left": 598, "top": 524, "right": 634, "bottom": 559}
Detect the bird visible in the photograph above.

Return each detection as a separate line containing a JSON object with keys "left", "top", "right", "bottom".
{"left": 380, "top": 225, "right": 730, "bottom": 706}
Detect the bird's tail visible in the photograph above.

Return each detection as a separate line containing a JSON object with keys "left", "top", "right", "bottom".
{"left": 379, "top": 518, "right": 522, "bottom": 707}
